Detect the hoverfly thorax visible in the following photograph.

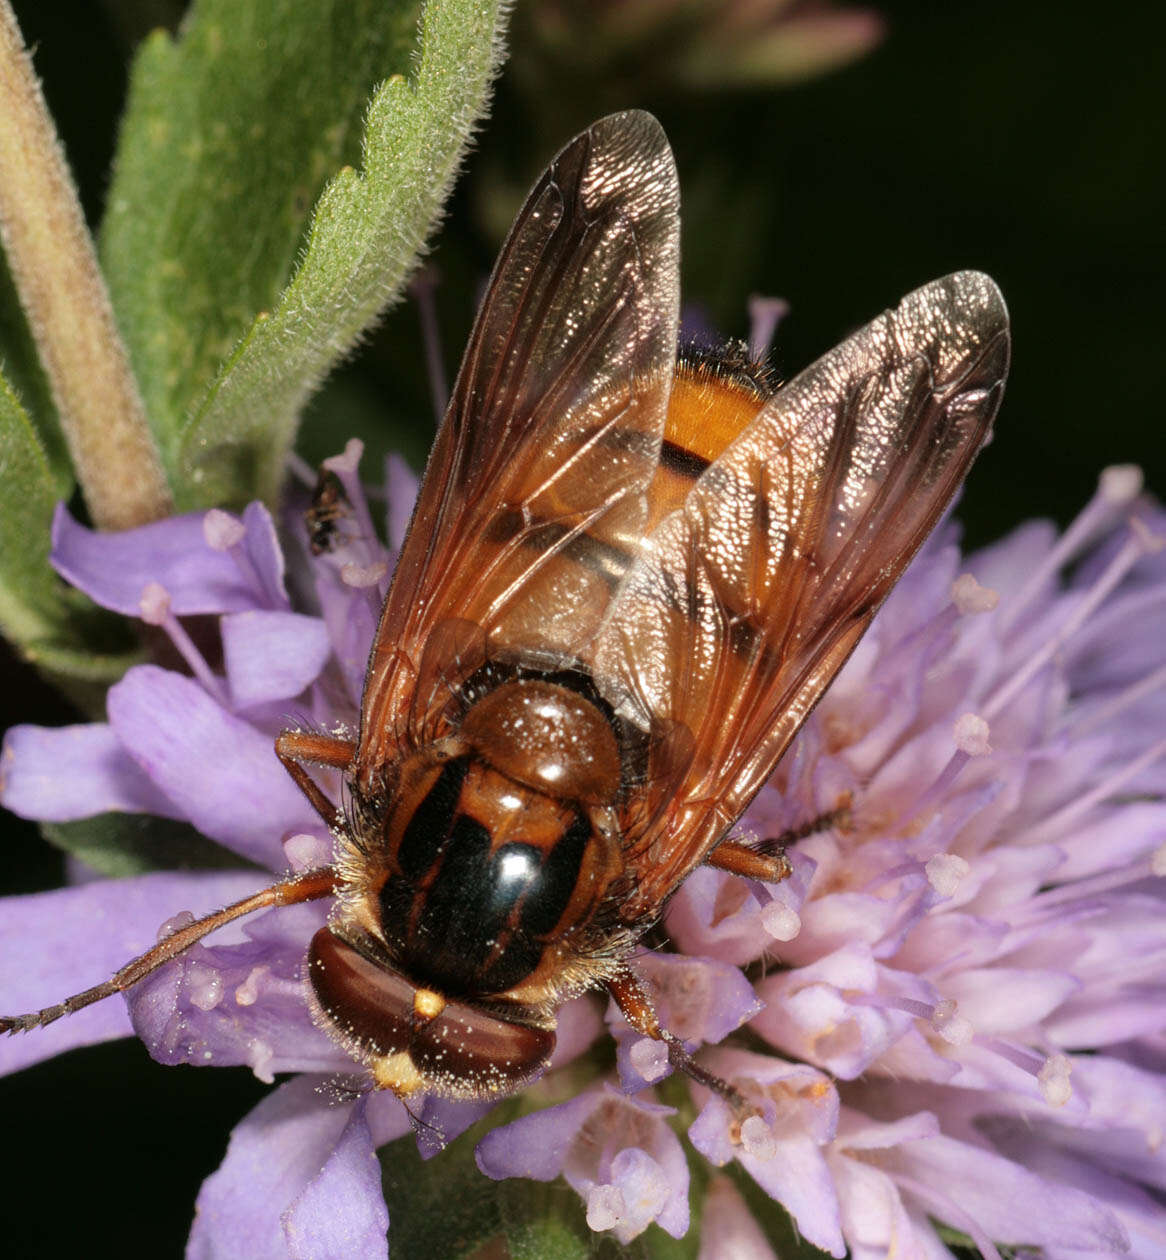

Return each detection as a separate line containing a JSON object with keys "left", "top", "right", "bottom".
{"left": 2, "top": 110, "right": 1009, "bottom": 1117}
{"left": 307, "top": 669, "right": 635, "bottom": 1099}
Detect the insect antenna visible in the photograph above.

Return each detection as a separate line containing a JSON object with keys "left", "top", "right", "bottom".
{"left": 403, "top": 1098, "right": 448, "bottom": 1155}
{"left": 0, "top": 866, "right": 337, "bottom": 1035}
{"left": 317, "top": 1074, "right": 372, "bottom": 1106}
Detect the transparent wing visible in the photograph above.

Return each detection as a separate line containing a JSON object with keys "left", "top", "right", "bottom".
{"left": 593, "top": 271, "right": 1010, "bottom": 914}
{"left": 357, "top": 111, "right": 680, "bottom": 781}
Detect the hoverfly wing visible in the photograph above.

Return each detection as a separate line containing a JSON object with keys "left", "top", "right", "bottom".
{"left": 357, "top": 112, "right": 681, "bottom": 780}
{"left": 593, "top": 271, "right": 1010, "bottom": 913}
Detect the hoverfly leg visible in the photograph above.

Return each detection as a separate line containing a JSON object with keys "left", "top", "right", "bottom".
{"left": 605, "top": 969, "right": 755, "bottom": 1116}
{"left": 275, "top": 729, "right": 356, "bottom": 832}
{"left": 706, "top": 838, "right": 792, "bottom": 885}
{"left": 710, "top": 796, "right": 853, "bottom": 881}
{"left": 755, "top": 797, "right": 853, "bottom": 856}
{"left": 0, "top": 867, "right": 337, "bottom": 1035}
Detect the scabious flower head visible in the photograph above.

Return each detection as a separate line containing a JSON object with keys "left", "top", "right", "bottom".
{"left": 1, "top": 441, "right": 1164, "bottom": 1258}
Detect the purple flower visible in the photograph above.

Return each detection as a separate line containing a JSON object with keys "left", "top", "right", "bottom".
{"left": 2, "top": 444, "right": 1165, "bottom": 1257}
{"left": 477, "top": 1083, "right": 691, "bottom": 1244}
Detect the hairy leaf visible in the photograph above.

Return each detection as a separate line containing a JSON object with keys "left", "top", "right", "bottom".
{"left": 0, "top": 371, "right": 67, "bottom": 647}
{"left": 101, "top": 0, "right": 509, "bottom": 509}
{"left": 0, "top": 370, "right": 136, "bottom": 686}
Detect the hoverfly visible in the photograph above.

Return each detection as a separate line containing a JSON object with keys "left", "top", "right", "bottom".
{"left": 1, "top": 112, "right": 1009, "bottom": 1106}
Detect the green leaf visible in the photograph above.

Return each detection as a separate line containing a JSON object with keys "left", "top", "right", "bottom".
{"left": 100, "top": 0, "right": 510, "bottom": 510}
{"left": 100, "top": 0, "right": 424, "bottom": 486}
{"left": 19, "top": 630, "right": 140, "bottom": 687}
{"left": 178, "top": 0, "right": 510, "bottom": 508}
{"left": 381, "top": 1108, "right": 515, "bottom": 1259}
{"left": 0, "top": 371, "right": 67, "bottom": 650}
{"left": 0, "top": 367, "right": 140, "bottom": 689}
{"left": 42, "top": 812, "right": 255, "bottom": 878}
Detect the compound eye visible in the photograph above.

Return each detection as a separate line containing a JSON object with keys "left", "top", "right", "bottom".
{"left": 307, "top": 928, "right": 555, "bottom": 1100}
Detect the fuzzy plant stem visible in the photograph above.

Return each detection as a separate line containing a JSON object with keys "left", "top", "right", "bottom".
{"left": 0, "top": 2, "right": 172, "bottom": 530}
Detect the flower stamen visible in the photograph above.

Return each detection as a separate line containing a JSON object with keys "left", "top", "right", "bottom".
{"left": 985, "top": 523, "right": 1162, "bottom": 720}
{"left": 998, "top": 464, "right": 1144, "bottom": 633}
{"left": 952, "top": 572, "right": 999, "bottom": 614}
{"left": 1069, "top": 660, "right": 1166, "bottom": 736}
{"left": 747, "top": 294, "right": 789, "bottom": 361}
{"left": 629, "top": 1037, "right": 670, "bottom": 1083}
{"left": 739, "top": 1112, "right": 778, "bottom": 1159}
{"left": 931, "top": 999, "right": 974, "bottom": 1045}
{"left": 1037, "top": 1053, "right": 1073, "bottom": 1106}
{"left": 925, "top": 853, "right": 971, "bottom": 898}
{"left": 896, "top": 714, "right": 993, "bottom": 828}
{"left": 1025, "top": 736, "right": 1166, "bottom": 843}
{"left": 139, "top": 581, "right": 229, "bottom": 705}
{"left": 202, "top": 507, "right": 269, "bottom": 600}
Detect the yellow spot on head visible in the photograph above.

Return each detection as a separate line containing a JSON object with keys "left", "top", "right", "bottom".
{"left": 372, "top": 1051, "right": 424, "bottom": 1097}
{"left": 413, "top": 988, "right": 446, "bottom": 1020}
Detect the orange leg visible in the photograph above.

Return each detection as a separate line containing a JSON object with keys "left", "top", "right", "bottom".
{"left": 606, "top": 968, "right": 752, "bottom": 1112}
{"left": 706, "top": 839, "right": 791, "bottom": 884}
{"left": 275, "top": 729, "right": 357, "bottom": 831}
{"left": 708, "top": 799, "right": 851, "bottom": 882}
{"left": 0, "top": 867, "right": 338, "bottom": 1035}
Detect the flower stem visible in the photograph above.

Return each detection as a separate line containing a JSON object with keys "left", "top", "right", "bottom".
{"left": 0, "top": 2, "right": 172, "bottom": 530}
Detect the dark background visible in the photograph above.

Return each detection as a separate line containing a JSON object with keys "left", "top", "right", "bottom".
{"left": 2, "top": 1, "right": 1162, "bottom": 1252}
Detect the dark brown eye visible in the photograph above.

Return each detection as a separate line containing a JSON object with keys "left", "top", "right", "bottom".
{"left": 307, "top": 928, "right": 556, "bottom": 1099}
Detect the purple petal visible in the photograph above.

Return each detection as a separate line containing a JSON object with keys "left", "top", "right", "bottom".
{"left": 628, "top": 952, "right": 763, "bottom": 1045}
{"left": 689, "top": 1068, "right": 844, "bottom": 1256}
{"left": 550, "top": 994, "right": 603, "bottom": 1068}
{"left": 752, "top": 945, "right": 925, "bottom": 1080}
{"left": 666, "top": 866, "right": 772, "bottom": 966}
{"left": 0, "top": 722, "right": 179, "bottom": 821}
{"left": 583, "top": 1145, "right": 688, "bottom": 1244}
{"left": 688, "top": 1097, "right": 736, "bottom": 1167}
{"left": 693, "top": 1049, "right": 841, "bottom": 1148}
{"left": 698, "top": 1174, "right": 778, "bottom": 1260}
{"left": 830, "top": 1154, "right": 920, "bottom": 1260}
{"left": 0, "top": 870, "right": 264, "bottom": 1076}
{"left": 127, "top": 901, "right": 349, "bottom": 1079}
{"left": 834, "top": 1108, "right": 940, "bottom": 1151}
{"left": 968, "top": 518, "right": 1058, "bottom": 601}
{"left": 476, "top": 1088, "right": 599, "bottom": 1181}
{"left": 415, "top": 1097, "right": 494, "bottom": 1159}
{"left": 894, "top": 1135, "right": 1128, "bottom": 1255}
{"left": 742, "top": 1134, "right": 845, "bottom": 1258}
{"left": 942, "top": 965, "right": 1081, "bottom": 1033}
{"left": 188, "top": 1074, "right": 404, "bottom": 1260}
{"left": 222, "top": 611, "right": 331, "bottom": 708}
{"left": 241, "top": 501, "right": 289, "bottom": 608}
{"left": 311, "top": 562, "right": 381, "bottom": 707}
{"left": 107, "top": 666, "right": 319, "bottom": 868}
{"left": 611, "top": 953, "right": 762, "bottom": 1090}
{"left": 545, "top": 1087, "right": 688, "bottom": 1244}
{"left": 384, "top": 454, "right": 418, "bottom": 553}
{"left": 283, "top": 1099, "right": 390, "bottom": 1260}
{"left": 50, "top": 502, "right": 286, "bottom": 616}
